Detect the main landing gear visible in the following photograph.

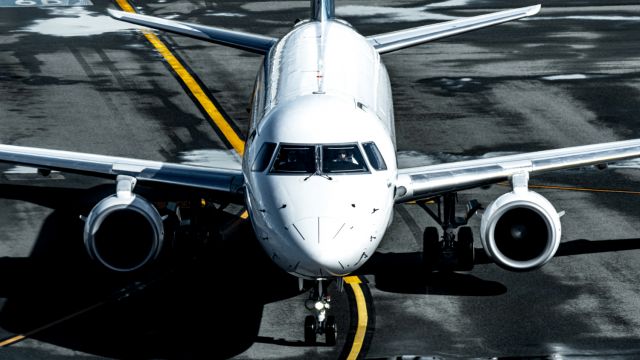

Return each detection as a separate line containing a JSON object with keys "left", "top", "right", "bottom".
{"left": 304, "top": 279, "right": 337, "bottom": 345}
{"left": 418, "top": 193, "right": 482, "bottom": 272}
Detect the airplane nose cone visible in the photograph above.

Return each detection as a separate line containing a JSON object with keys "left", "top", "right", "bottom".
{"left": 293, "top": 217, "right": 346, "bottom": 244}
{"left": 290, "top": 217, "right": 369, "bottom": 276}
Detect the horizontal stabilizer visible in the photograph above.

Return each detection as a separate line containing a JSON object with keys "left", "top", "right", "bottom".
{"left": 108, "top": 9, "right": 276, "bottom": 54}
{"left": 368, "top": 4, "right": 541, "bottom": 54}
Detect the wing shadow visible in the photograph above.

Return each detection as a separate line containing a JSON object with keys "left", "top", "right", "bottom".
{"left": 357, "top": 252, "right": 507, "bottom": 296}
{"left": 473, "top": 238, "right": 640, "bottom": 265}
{"left": 0, "top": 182, "right": 301, "bottom": 359}
{"left": 360, "top": 237, "right": 640, "bottom": 296}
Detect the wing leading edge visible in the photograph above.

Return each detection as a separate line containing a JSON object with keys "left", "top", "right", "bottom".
{"left": 0, "top": 144, "right": 244, "bottom": 196}
{"left": 395, "top": 139, "right": 640, "bottom": 203}
{"left": 108, "top": 9, "right": 276, "bottom": 54}
{"left": 368, "top": 4, "right": 541, "bottom": 54}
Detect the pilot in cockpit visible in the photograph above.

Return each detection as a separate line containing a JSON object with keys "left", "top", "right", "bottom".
{"left": 334, "top": 149, "right": 357, "bottom": 165}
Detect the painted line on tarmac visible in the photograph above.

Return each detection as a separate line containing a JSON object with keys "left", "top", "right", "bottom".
{"left": 0, "top": 300, "right": 107, "bottom": 348}
{"left": 114, "top": 0, "right": 249, "bottom": 221}
{"left": 341, "top": 275, "right": 374, "bottom": 360}
{"left": 0, "top": 335, "right": 25, "bottom": 347}
{"left": 114, "top": 0, "right": 246, "bottom": 155}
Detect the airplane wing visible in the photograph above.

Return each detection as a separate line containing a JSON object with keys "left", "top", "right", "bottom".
{"left": 108, "top": 9, "right": 277, "bottom": 54}
{"left": 395, "top": 139, "right": 640, "bottom": 203}
{"left": 367, "top": 4, "right": 541, "bottom": 54}
{"left": 0, "top": 144, "right": 244, "bottom": 196}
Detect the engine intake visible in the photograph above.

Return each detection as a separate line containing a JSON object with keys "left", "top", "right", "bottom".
{"left": 480, "top": 189, "right": 561, "bottom": 271}
{"left": 84, "top": 177, "right": 164, "bottom": 272}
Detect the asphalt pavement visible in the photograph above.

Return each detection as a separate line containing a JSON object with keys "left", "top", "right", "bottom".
{"left": 1, "top": 0, "right": 640, "bottom": 359}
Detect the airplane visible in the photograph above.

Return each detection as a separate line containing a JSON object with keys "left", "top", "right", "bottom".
{"left": 2, "top": 0, "right": 640, "bottom": 346}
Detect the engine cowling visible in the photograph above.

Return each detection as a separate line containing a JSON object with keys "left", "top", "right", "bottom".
{"left": 83, "top": 192, "right": 164, "bottom": 272}
{"left": 480, "top": 189, "right": 561, "bottom": 271}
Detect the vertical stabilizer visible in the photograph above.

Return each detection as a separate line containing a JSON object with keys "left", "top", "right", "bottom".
{"left": 311, "top": 0, "right": 335, "bottom": 22}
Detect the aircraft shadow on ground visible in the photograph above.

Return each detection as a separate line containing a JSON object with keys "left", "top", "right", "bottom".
{"left": 358, "top": 251, "right": 508, "bottom": 296}
{"left": 359, "top": 238, "right": 640, "bottom": 296}
{"left": 0, "top": 183, "right": 301, "bottom": 359}
{"left": 3, "top": 183, "right": 640, "bottom": 357}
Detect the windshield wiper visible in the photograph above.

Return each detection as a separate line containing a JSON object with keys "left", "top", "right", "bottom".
{"left": 304, "top": 146, "right": 332, "bottom": 181}
{"left": 303, "top": 170, "right": 332, "bottom": 181}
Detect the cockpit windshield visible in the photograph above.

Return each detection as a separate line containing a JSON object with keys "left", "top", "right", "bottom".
{"left": 269, "top": 143, "right": 369, "bottom": 175}
{"left": 321, "top": 145, "right": 368, "bottom": 173}
{"left": 271, "top": 145, "right": 316, "bottom": 173}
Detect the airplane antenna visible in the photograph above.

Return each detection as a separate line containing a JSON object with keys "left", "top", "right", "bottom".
{"left": 310, "top": 0, "right": 334, "bottom": 22}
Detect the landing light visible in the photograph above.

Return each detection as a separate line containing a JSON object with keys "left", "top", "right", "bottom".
{"left": 305, "top": 298, "right": 331, "bottom": 310}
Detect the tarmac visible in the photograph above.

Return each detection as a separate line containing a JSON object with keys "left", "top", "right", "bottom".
{"left": 1, "top": 0, "right": 640, "bottom": 359}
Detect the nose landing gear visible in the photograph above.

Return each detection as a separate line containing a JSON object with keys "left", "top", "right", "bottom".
{"left": 304, "top": 279, "right": 337, "bottom": 345}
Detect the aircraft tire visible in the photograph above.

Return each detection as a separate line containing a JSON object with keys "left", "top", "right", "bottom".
{"left": 304, "top": 315, "right": 317, "bottom": 345}
{"left": 423, "top": 226, "right": 440, "bottom": 272}
{"left": 457, "top": 226, "right": 475, "bottom": 271}
{"left": 325, "top": 316, "right": 337, "bottom": 346}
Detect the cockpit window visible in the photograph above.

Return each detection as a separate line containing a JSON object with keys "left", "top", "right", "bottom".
{"left": 252, "top": 142, "right": 277, "bottom": 172}
{"left": 271, "top": 145, "right": 316, "bottom": 173}
{"left": 362, "top": 142, "right": 387, "bottom": 171}
{"left": 321, "top": 145, "right": 368, "bottom": 173}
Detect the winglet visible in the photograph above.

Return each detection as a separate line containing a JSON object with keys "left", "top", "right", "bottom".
{"left": 526, "top": 4, "right": 542, "bottom": 16}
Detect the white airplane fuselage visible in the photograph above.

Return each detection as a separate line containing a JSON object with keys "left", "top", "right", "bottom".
{"left": 242, "top": 19, "right": 397, "bottom": 279}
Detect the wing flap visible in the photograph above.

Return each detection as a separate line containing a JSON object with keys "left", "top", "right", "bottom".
{"left": 396, "top": 139, "right": 640, "bottom": 203}
{"left": 108, "top": 9, "right": 276, "bottom": 54}
{"left": 368, "top": 5, "right": 540, "bottom": 54}
{"left": 0, "top": 144, "right": 244, "bottom": 195}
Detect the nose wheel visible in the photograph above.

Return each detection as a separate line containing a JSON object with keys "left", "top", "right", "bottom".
{"left": 304, "top": 315, "right": 317, "bottom": 344}
{"left": 304, "top": 280, "right": 337, "bottom": 345}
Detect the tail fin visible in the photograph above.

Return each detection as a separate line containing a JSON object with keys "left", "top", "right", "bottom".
{"left": 310, "top": 0, "right": 335, "bottom": 22}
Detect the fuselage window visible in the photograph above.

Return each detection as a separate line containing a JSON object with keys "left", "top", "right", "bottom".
{"left": 252, "top": 142, "right": 277, "bottom": 172}
{"left": 362, "top": 142, "right": 387, "bottom": 171}
{"left": 271, "top": 145, "right": 316, "bottom": 174}
{"left": 321, "top": 145, "right": 368, "bottom": 174}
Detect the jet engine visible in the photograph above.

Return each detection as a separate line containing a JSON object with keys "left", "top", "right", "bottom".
{"left": 83, "top": 176, "right": 164, "bottom": 272}
{"left": 480, "top": 189, "right": 561, "bottom": 271}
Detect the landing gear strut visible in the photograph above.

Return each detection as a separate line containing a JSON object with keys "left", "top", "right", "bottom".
{"left": 418, "top": 193, "right": 481, "bottom": 272}
{"left": 304, "top": 279, "right": 337, "bottom": 345}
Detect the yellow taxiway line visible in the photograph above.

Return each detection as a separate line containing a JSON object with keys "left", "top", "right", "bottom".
{"left": 114, "top": 0, "right": 245, "bottom": 155}
{"left": 114, "top": 0, "right": 249, "bottom": 219}
{"left": 0, "top": 335, "right": 25, "bottom": 347}
{"left": 0, "top": 300, "right": 106, "bottom": 348}
{"left": 343, "top": 276, "right": 369, "bottom": 360}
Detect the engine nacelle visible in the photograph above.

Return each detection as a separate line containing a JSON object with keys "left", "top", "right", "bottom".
{"left": 84, "top": 192, "right": 164, "bottom": 272}
{"left": 480, "top": 189, "right": 561, "bottom": 271}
